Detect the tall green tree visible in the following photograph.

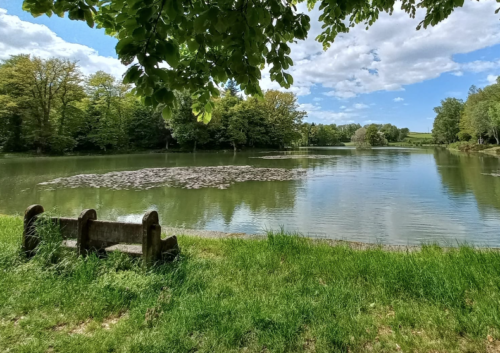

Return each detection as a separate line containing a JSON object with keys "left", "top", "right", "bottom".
{"left": 458, "top": 79, "right": 500, "bottom": 144}
{"left": 80, "top": 71, "right": 135, "bottom": 151}
{"left": 127, "top": 102, "right": 169, "bottom": 149}
{"left": 365, "top": 124, "right": 388, "bottom": 146}
{"left": 351, "top": 127, "right": 369, "bottom": 148}
{"left": 487, "top": 103, "right": 500, "bottom": 144}
{"left": 0, "top": 55, "right": 84, "bottom": 153}
{"left": 432, "top": 98, "right": 464, "bottom": 144}
{"left": 170, "top": 91, "right": 210, "bottom": 151}
{"left": 338, "top": 124, "right": 362, "bottom": 142}
{"left": 260, "top": 90, "right": 305, "bottom": 149}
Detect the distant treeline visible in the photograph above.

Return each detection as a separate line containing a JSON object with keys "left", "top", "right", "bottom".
{"left": 0, "top": 55, "right": 409, "bottom": 154}
{"left": 432, "top": 79, "right": 500, "bottom": 146}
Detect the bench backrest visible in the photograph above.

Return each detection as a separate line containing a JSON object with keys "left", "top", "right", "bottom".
{"left": 23, "top": 205, "right": 177, "bottom": 264}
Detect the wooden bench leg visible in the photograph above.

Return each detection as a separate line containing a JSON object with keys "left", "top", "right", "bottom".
{"left": 23, "top": 205, "right": 44, "bottom": 257}
{"left": 77, "top": 209, "right": 96, "bottom": 256}
{"left": 161, "top": 235, "right": 180, "bottom": 261}
{"left": 142, "top": 211, "right": 161, "bottom": 265}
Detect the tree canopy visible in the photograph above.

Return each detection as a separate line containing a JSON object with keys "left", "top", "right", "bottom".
{"left": 432, "top": 98, "right": 464, "bottom": 144}
{"left": 20, "top": 0, "right": 482, "bottom": 122}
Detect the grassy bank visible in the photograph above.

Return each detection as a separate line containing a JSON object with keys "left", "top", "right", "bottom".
{"left": 2, "top": 216, "right": 500, "bottom": 352}
{"left": 447, "top": 142, "right": 500, "bottom": 156}
{"left": 389, "top": 133, "right": 435, "bottom": 147}
{"left": 481, "top": 146, "right": 500, "bottom": 156}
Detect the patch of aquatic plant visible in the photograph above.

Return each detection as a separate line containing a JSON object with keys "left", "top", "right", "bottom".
{"left": 38, "top": 166, "right": 307, "bottom": 190}
{"left": 251, "top": 155, "right": 339, "bottom": 160}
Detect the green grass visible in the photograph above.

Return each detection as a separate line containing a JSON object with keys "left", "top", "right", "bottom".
{"left": 389, "top": 133, "right": 435, "bottom": 147}
{"left": 2, "top": 215, "right": 500, "bottom": 352}
{"left": 407, "top": 132, "right": 433, "bottom": 139}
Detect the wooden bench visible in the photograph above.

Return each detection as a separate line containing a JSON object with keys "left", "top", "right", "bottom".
{"left": 22, "top": 205, "right": 179, "bottom": 264}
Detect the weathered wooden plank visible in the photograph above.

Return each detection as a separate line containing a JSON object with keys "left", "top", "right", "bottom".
{"left": 88, "top": 220, "right": 143, "bottom": 244}
{"left": 55, "top": 217, "right": 78, "bottom": 239}
{"left": 105, "top": 244, "right": 142, "bottom": 257}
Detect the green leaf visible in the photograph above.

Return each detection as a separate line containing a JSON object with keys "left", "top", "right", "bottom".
{"left": 154, "top": 87, "right": 168, "bottom": 103}
{"left": 164, "top": 41, "right": 180, "bottom": 68}
{"left": 116, "top": 37, "right": 134, "bottom": 52}
{"left": 165, "top": 90, "right": 175, "bottom": 104}
{"left": 84, "top": 9, "right": 94, "bottom": 27}
{"left": 200, "top": 111, "right": 212, "bottom": 124}
{"left": 208, "top": 82, "right": 220, "bottom": 97}
{"left": 153, "top": 68, "right": 170, "bottom": 83}
{"left": 204, "top": 102, "right": 212, "bottom": 114}
{"left": 138, "top": 7, "right": 153, "bottom": 23}
{"left": 194, "top": 13, "right": 207, "bottom": 33}
{"left": 162, "top": 106, "right": 172, "bottom": 120}
{"left": 132, "top": 27, "right": 147, "bottom": 40}
{"left": 187, "top": 39, "right": 199, "bottom": 52}
{"left": 165, "top": 0, "right": 178, "bottom": 19}
{"left": 123, "top": 65, "right": 141, "bottom": 83}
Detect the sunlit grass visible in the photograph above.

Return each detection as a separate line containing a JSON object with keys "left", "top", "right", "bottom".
{"left": 1, "top": 216, "right": 500, "bottom": 352}
{"left": 407, "top": 132, "right": 432, "bottom": 139}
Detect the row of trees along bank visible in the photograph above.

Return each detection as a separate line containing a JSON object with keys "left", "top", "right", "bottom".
{"left": 1, "top": 55, "right": 409, "bottom": 154}
{"left": 432, "top": 78, "right": 500, "bottom": 146}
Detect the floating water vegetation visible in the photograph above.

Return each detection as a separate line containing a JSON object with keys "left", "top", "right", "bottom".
{"left": 38, "top": 166, "right": 307, "bottom": 190}
{"left": 251, "top": 155, "right": 339, "bottom": 160}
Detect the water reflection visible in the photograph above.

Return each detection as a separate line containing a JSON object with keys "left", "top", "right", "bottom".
{"left": 434, "top": 148, "right": 500, "bottom": 213}
{"left": 1, "top": 148, "right": 499, "bottom": 245}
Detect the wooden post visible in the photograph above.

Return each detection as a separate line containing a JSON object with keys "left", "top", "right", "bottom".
{"left": 161, "top": 235, "right": 180, "bottom": 261}
{"left": 23, "top": 204, "right": 44, "bottom": 257}
{"left": 142, "top": 211, "right": 161, "bottom": 265}
{"left": 77, "top": 209, "right": 96, "bottom": 256}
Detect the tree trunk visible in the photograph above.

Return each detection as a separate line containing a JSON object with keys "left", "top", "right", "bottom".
{"left": 193, "top": 140, "right": 197, "bottom": 152}
{"left": 165, "top": 137, "right": 169, "bottom": 150}
{"left": 233, "top": 142, "right": 237, "bottom": 152}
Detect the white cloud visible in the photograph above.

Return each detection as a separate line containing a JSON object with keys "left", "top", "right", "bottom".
{"left": 300, "top": 103, "right": 357, "bottom": 124}
{"left": 461, "top": 60, "right": 500, "bottom": 73}
{"left": 299, "top": 103, "right": 321, "bottom": 111}
{"left": 0, "top": 8, "right": 125, "bottom": 78}
{"left": 487, "top": 74, "right": 498, "bottom": 84}
{"left": 353, "top": 103, "right": 369, "bottom": 109}
{"left": 394, "top": 97, "right": 404, "bottom": 102}
{"left": 313, "top": 97, "right": 323, "bottom": 102}
{"left": 260, "top": 1, "right": 500, "bottom": 98}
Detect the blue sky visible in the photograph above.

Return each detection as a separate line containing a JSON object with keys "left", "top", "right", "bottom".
{"left": 1, "top": 1, "right": 500, "bottom": 132}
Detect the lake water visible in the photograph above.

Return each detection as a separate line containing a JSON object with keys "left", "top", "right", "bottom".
{"left": 1, "top": 147, "right": 500, "bottom": 246}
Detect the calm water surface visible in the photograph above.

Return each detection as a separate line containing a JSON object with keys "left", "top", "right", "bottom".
{"left": 1, "top": 147, "right": 500, "bottom": 246}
